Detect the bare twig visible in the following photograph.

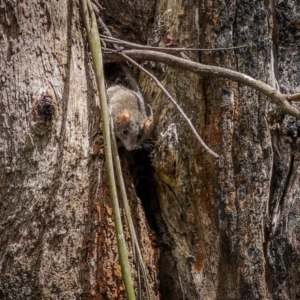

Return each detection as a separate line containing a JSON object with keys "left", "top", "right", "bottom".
{"left": 100, "top": 34, "right": 248, "bottom": 53}
{"left": 91, "top": 0, "right": 102, "bottom": 14}
{"left": 112, "top": 50, "right": 219, "bottom": 158}
{"left": 104, "top": 49, "right": 300, "bottom": 119}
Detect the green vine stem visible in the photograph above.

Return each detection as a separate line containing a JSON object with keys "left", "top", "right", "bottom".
{"left": 110, "top": 118, "right": 151, "bottom": 300}
{"left": 81, "top": 1, "right": 136, "bottom": 299}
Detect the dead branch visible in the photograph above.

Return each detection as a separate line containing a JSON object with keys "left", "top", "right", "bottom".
{"left": 100, "top": 34, "right": 248, "bottom": 53}
{"left": 104, "top": 49, "right": 300, "bottom": 119}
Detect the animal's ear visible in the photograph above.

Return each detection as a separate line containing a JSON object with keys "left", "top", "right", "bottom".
{"left": 116, "top": 109, "right": 131, "bottom": 124}
{"left": 143, "top": 116, "right": 153, "bottom": 135}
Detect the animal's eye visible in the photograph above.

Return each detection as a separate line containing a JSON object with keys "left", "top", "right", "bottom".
{"left": 122, "top": 128, "right": 129, "bottom": 135}
{"left": 137, "top": 134, "right": 142, "bottom": 141}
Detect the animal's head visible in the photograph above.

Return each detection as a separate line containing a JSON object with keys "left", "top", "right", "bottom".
{"left": 115, "top": 109, "right": 153, "bottom": 151}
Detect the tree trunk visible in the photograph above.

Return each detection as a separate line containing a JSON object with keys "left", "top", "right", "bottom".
{"left": 0, "top": 1, "right": 157, "bottom": 299}
{"left": 1, "top": 0, "right": 300, "bottom": 299}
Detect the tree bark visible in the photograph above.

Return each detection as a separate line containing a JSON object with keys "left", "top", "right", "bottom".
{"left": 1, "top": 0, "right": 300, "bottom": 299}
{"left": 135, "top": 0, "right": 300, "bottom": 299}
{"left": 0, "top": 1, "right": 157, "bottom": 299}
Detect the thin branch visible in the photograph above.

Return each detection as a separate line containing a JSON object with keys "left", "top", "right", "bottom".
{"left": 81, "top": 1, "right": 136, "bottom": 299}
{"left": 104, "top": 49, "right": 300, "bottom": 119}
{"left": 91, "top": 0, "right": 102, "bottom": 14}
{"left": 287, "top": 93, "right": 300, "bottom": 101}
{"left": 113, "top": 50, "right": 219, "bottom": 158}
{"left": 100, "top": 34, "right": 248, "bottom": 53}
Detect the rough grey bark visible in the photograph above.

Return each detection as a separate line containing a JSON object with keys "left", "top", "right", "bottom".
{"left": 130, "top": 0, "right": 300, "bottom": 299}
{"left": 1, "top": 0, "right": 300, "bottom": 299}
{"left": 0, "top": 0, "right": 158, "bottom": 299}
{"left": 267, "top": 1, "right": 300, "bottom": 299}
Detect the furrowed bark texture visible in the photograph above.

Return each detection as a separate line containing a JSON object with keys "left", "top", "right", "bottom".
{"left": 1, "top": 0, "right": 300, "bottom": 299}
{"left": 104, "top": 0, "right": 300, "bottom": 299}
{"left": 267, "top": 1, "right": 300, "bottom": 299}
{"left": 0, "top": 0, "right": 158, "bottom": 299}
